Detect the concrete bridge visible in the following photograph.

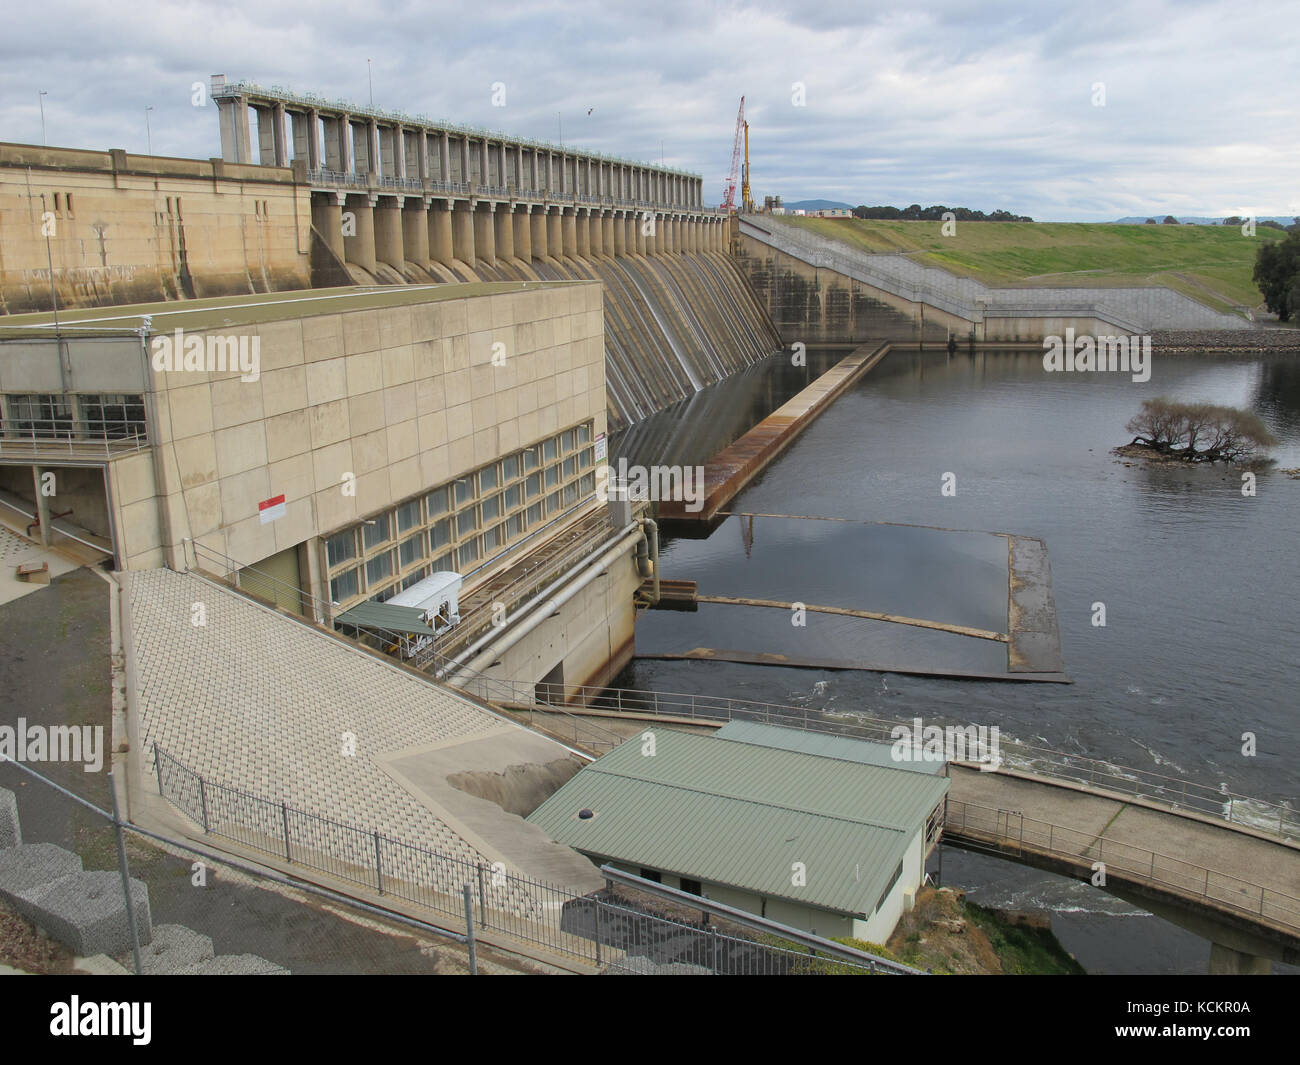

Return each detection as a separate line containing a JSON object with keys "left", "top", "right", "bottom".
{"left": 479, "top": 681, "right": 1300, "bottom": 971}
{"left": 211, "top": 79, "right": 729, "bottom": 277}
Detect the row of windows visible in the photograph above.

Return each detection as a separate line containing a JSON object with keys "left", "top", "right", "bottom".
{"left": 326, "top": 422, "right": 596, "bottom": 608}
{"left": 49, "top": 192, "right": 76, "bottom": 217}
{"left": 1, "top": 394, "right": 146, "bottom": 440}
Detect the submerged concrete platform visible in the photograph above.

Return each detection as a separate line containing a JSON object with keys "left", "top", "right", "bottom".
{"left": 658, "top": 342, "right": 891, "bottom": 527}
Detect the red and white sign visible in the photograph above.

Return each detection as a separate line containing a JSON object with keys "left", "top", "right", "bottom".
{"left": 594, "top": 433, "right": 607, "bottom": 461}
{"left": 258, "top": 494, "right": 286, "bottom": 524}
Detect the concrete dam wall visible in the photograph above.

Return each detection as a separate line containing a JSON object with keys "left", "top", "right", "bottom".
{"left": 737, "top": 216, "right": 1253, "bottom": 343}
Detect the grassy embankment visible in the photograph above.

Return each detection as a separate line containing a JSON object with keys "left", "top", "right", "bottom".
{"left": 779, "top": 216, "right": 1285, "bottom": 318}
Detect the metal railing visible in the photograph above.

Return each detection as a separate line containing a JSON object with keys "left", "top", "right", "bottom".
{"left": 473, "top": 681, "right": 1300, "bottom": 842}
{"left": 152, "top": 744, "right": 892, "bottom": 973}
{"left": 946, "top": 799, "right": 1300, "bottom": 938}
{"left": 0, "top": 417, "right": 148, "bottom": 458}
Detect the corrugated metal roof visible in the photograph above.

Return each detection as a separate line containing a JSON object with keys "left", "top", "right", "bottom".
{"left": 336, "top": 601, "right": 436, "bottom": 635}
{"left": 527, "top": 728, "right": 949, "bottom": 917}
{"left": 715, "top": 721, "right": 946, "bottom": 775}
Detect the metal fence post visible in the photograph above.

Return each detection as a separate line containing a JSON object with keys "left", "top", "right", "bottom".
{"left": 281, "top": 801, "right": 292, "bottom": 862}
{"left": 198, "top": 777, "right": 209, "bottom": 834}
{"left": 108, "top": 771, "right": 143, "bottom": 976}
{"left": 463, "top": 884, "right": 478, "bottom": 974}
{"left": 476, "top": 863, "right": 487, "bottom": 927}
{"left": 593, "top": 899, "right": 602, "bottom": 967}
{"left": 374, "top": 831, "right": 384, "bottom": 895}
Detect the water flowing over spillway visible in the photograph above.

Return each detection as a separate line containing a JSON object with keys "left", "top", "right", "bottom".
{"left": 458, "top": 251, "right": 782, "bottom": 430}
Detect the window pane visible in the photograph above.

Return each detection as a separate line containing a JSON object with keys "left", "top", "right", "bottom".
{"left": 561, "top": 429, "right": 575, "bottom": 453}
{"left": 545, "top": 465, "right": 560, "bottom": 489}
{"left": 363, "top": 517, "right": 389, "bottom": 550}
{"left": 398, "top": 534, "right": 423, "bottom": 569}
{"left": 526, "top": 503, "right": 542, "bottom": 527}
{"left": 482, "top": 524, "right": 500, "bottom": 552}
{"left": 480, "top": 493, "right": 501, "bottom": 522}
{"left": 563, "top": 456, "right": 576, "bottom": 480}
{"left": 454, "top": 478, "right": 474, "bottom": 506}
{"left": 457, "top": 541, "right": 479, "bottom": 569}
{"left": 502, "top": 454, "right": 520, "bottom": 481}
{"left": 430, "top": 553, "right": 453, "bottom": 573}
{"left": 455, "top": 509, "right": 477, "bottom": 538}
{"left": 326, "top": 530, "right": 356, "bottom": 567}
{"left": 429, "top": 518, "right": 452, "bottom": 551}
{"left": 525, "top": 474, "right": 541, "bottom": 499}
{"left": 504, "top": 485, "right": 522, "bottom": 511}
{"left": 478, "top": 464, "right": 499, "bottom": 492}
{"left": 563, "top": 481, "right": 578, "bottom": 505}
{"left": 365, "top": 552, "right": 393, "bottom": 585}
{"left": 543, "top": 437, "right": 558, "bottom": 462}
{"left": 505, "top": 513, "right": 523, "bottom": 540}
{"left": 395, "top": 500, "right": 421, "bottom": 534}
{"left": 576, "top": 423, "right": 591, "bottom": 444}
{"left": 545, "top": 490, "right": 561, "bottom": 514}
{"left": 425, "top": 486, "right": 449, "bottom": 517}
{"left": 330, "top": 568, "right": 359, "bottom": 603}
{"left": 523, "top": 448, "right": 539, "bottom": 472}
{"left": 579, "top": 472, "right": 595, "bottom": 495}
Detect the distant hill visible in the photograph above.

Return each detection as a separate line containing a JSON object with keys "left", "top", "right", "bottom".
{"left": 1114, "top": 215, "right": 1296, "bottom": 226}
{"left": 783, "top": 199, "right": 855, "bottom": 211}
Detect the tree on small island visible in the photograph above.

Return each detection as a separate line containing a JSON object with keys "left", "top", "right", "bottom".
{"left": 1123, "top": 398, "right": 1277, "bottom": 465}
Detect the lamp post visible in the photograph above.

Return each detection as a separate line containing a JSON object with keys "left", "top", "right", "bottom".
{"left": 145, "top": 106, "right": 153, "bottom": 155}
{"left": 39, "top": 90, "right": 48, "bottom": 145}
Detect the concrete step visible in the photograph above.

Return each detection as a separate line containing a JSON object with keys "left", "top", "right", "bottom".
{"left": 0, "top": 843, "right": 83, "bottom": 909}
{"left": 0, "top": 786, "right": 19, "bottom": 848}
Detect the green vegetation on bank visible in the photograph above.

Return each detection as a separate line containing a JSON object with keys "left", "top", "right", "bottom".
{"left": 777, "top": 216, "right": 1286, "bottom": 316}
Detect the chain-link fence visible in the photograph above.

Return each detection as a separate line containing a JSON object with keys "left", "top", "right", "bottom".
{"left": 147, "top": 744, "right": 904, "bottom": 974}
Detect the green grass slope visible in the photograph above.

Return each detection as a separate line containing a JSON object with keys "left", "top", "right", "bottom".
{"left": 777, "top": 217, "right": 1281, "bottom": 317}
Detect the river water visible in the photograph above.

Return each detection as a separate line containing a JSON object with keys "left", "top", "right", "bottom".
{"left": 613, "top": 345, "right": 1300, "bottom": 972}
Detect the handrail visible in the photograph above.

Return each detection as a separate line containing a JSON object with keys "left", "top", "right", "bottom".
{"left": 944, "top": 798, "right": 1300, "bottom": 936}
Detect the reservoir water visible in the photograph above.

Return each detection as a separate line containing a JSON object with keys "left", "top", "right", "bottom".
{"left": 615, "top": 345, "right": 1300, "bottom": 972}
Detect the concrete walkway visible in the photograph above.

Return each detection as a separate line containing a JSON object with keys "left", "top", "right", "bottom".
{"left": 947, "top": 767, "right": 1300, "bottom": 946}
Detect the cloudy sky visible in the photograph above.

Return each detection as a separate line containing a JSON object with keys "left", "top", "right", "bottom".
{"left": 3, "top": 0, "right": 1296, "bottom": 221}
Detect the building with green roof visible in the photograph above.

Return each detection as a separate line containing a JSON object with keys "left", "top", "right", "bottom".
{"left": 527, "top": 723, "right": 949, "bottom": 942}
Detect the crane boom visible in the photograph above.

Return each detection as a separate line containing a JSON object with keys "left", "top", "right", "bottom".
{"left": 722, "top": 96, "right": 745, "bottom": 211}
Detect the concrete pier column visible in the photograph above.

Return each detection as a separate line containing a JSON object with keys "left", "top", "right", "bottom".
{"left": 403, "top": 198, "right": 430, "bottom": 265}
{"left": 217, "top": 97, "right": 252, "bottom": 163}
{"left": 343, "top": 193, "right": 378, "bottom": 274}
{"left": 513, "top": 204, "right": 532, "bottom": 262}
{"left": 321, "top": 115, "right": 349, "bottom": 172}
{"left": 312, "top": 192, "right": 346, "bottom": 263}
{"left": 530, "top": 207, "right": 548, "bottom": 259}
{"left": 291, "top": 110, "right": 319, "bottom": 169}
{"left": 374, "top": 196, "right": 405, "bottom": 270}
{"left": 495, "top": 203, "right": 515, "bottom": 261}
{"left": 561, "top": 207, "right": 578, "bottom": 259}
{"left": 428, "top": 200, "right": 455, "bottom": 266}
{"left": 438, "top": 132, "right": 451, "bottom": 184}
{"left": 602, "top": 211, "right": 615, "bottom": 258}
{"left": 632, "top": 211, "right": 646, "bottom": 256}
{"left": 32, "top": 467, "right": 51, "bottom": 547}
{"left": 576, "top": 208, "right": 592, "bottom": 258}
{"left": 547, "top": 207, "right": 564, "bottom": 260}
{"left": 612, "top": 211, "right": 627, "bottom": 257}
{"left": 1208, "top": 943, "right": 1272, "bottom": 975}
{"left": 474, "top": 202, "right": 497, "bottom": 266}
{"left": 452, "top": 199, "right": 476, "bottom": 263}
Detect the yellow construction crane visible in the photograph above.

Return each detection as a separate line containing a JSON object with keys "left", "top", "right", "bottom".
{"left": 741, "top": 119, "right": 753, "bottom": 213}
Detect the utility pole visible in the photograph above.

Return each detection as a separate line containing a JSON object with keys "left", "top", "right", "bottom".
{"left": 557, "top": 112, "right": 562, "bottom": 149}
{"left": 368, "top": 59, "right": 373, "bottom": 107}
{"left": 145, "top": 106, "right": 153, "bottom": 155}
{"left": 39, "top": 90, "right": 48, "bottom": 145}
